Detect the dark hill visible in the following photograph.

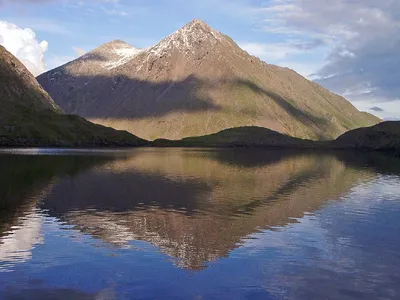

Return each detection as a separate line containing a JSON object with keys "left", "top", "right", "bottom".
{"left": 153, "top": 123, "right": 400, "bottom": 154}
{"left": 153, "top": 126, "right": 315, "bottom": 148}
{"left": 333, "top": 121, "right": 400, "bottom": 152}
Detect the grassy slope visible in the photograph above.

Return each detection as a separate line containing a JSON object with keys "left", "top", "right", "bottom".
{"left": 0, "top": 107, "right": 148, "bottom": 147}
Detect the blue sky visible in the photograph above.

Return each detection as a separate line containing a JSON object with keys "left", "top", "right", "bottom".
{"left": 0, "top": 0, "right": 399, "bottom": 118}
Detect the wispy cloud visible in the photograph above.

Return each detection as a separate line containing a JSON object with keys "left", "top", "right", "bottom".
{"left": 100, "top": 5, "right": 128, "bottom": 17}
{"left": 370, "top": 106, "right": 384, "bottom": 112}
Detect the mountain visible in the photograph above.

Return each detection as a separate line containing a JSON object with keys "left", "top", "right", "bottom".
{"left": 0, "top": 45, "right": 148, "bottom": 147}
{"left": 37, "top": 19, "right": 380, "bottom": 141}
{"left": 333, "top": 121, "right": 400, "bottom": 152}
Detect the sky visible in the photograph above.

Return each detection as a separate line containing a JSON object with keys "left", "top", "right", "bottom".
{"left": 0, "top": 0, "right": 399, "bottom": 119}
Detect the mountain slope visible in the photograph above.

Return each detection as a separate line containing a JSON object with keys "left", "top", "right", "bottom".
{"left": 0, "top": 45, "right": 148, "bottom": 147}
{"left": 37, "top": 19, "right": 380, "bottom": 141}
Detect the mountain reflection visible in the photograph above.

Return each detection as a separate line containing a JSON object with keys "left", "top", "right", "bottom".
{"left": 0, "top": 154, "right": 116, "bottom": 270}
{"left": 32, "top": 149, "right": 375, "bottom": 270}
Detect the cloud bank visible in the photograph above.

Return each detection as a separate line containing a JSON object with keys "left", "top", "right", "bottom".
{"left": 262, "top": 0, "right": 400, "bottom": 105}
{"left": 0, "top": 21, "right": 48, "bottom": 75}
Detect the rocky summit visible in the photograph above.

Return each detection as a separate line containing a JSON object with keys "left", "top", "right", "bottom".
{"left": 37, "top": 19, "right": 380, "bottom": 141}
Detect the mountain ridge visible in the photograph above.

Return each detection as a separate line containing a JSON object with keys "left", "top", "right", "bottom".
{"left": 37, "top": 19, "right": 380, "bottom": 141}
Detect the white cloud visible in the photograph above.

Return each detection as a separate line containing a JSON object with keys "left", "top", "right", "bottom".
{"left": 0, "top": 21, "right": 48, "bottom": 76}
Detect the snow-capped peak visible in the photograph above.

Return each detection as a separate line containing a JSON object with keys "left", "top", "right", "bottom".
{"left": 148, "top": 19, "right": 225, "bottom": 57}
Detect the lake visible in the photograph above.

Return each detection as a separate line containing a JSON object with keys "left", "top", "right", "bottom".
{"left": 0, "top": 148, "right": 399, "bottom": 300}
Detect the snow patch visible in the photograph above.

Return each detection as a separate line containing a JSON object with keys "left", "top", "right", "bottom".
{"left": 103, "top": 46, "right": 143, "bottom": 70}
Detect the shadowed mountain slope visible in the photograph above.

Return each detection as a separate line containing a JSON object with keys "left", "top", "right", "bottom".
{"left": 37, "top": 19, "right": 380, "bottom": 141}
{"left": 0, "top": 45, "right": 148, "bottom": 147}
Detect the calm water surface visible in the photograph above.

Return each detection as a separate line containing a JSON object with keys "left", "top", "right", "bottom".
{"left": 0, "top": 148, "right": 399, "bottom": 300}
